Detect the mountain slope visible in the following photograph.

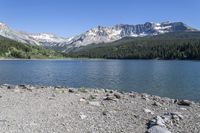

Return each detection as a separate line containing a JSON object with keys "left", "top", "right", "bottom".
{"left": 0, "top": 35, "right": 64, "bottom": 59}
{"left": 0, "top": 22, "right": 41, "bottom": 45}
{"left": 66, "top": 31, "right": 200, "bottom": 60}
{"left": 0, "top": 21, "right": 198, "bottom": 50}
{"left": 64, "top": 22, "right": 197, "bottom": 49}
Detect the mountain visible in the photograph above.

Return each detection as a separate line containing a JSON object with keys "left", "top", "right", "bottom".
{"left": 0, "top": 35, "right": 64, "bottom": 59}
{"left": 65, "top": 31, "right": 200, "bottom": 59}
{"left": 30, "top": 33, "right": 70, "bottom": 47}
{"left": 0, "top": 21, "right": 198, "bottom": 51}
{"left": 65, "top": 22, "right": 197, "bottom": 48}
{"left": 0, "top": 22, "right": 40, "bottom": 45}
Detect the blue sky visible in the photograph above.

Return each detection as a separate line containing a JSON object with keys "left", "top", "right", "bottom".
{"left": 0, "top": 0, "right": 199, "bottom": 37}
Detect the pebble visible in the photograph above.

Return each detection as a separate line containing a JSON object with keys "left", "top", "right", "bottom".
{"left": 14, "top": 89, "right": 21, "bottom": 93}
{"left": 147, "top": 125, "right": 171, "bottom": 133}
{"left": 114, "top": 93, "right": 121, "bottom": 99}
{"left": 80, "top": 98, "right": 86, "bottom": 102}
{"left": 180, "top": 107, "right": 187, "bottom": 111}
{"left": 170, "top": 112, "right": 184, "bottom": 120}
{"left": 103, "top": 96, "right": 115, "bottom": 101}
{"left": 89, "top": 101, "right": 100, "bottom": 106}
{"left": 109, "top": 90, "right": 113, "bottom": 93}
{"left": 19, "top": 85, "right": 32, "bottom": 92}
{"left": 102, "top": 111, "right": 108, "bottom": 115}
{"left": 106, "top": 93, "right": 110, "bottom": 96}
{"left": 54, "top": 86, "right": 62, "bottom": 89}
{"left": 68, "top": 89, "right": 75, "bottom": 93}
{"left": 51, "top": 94, "right": 56, "bottom": 97}
{"left": 7, "top": 85, "right": 15, "bottom": 89}
{"left": 144, "top": 108, "right": 154, "bottom": 115}
{"left": 80, "top": 113, "right": 87, "bottom": 120}
{"left": 89, "top": 95, "right": 96, "bottom": 100}
{"left": 141, "top": 94, "right": 149, "bottom": 100}
{"left": 129, "top": 93, "right": 136, "bottom": 98}
{"left": 149, "top": 116, "right": 166, "bottom": 127}
{"left": 152, "top": 101, "right": 162, "bottom": 107}
{"left": 152, "top": 96, "right": 161, "bottom": 101}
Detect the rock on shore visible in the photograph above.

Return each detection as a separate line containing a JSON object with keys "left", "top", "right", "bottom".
{"left": 0, "top": 84, "right": 200, "bottom": 133}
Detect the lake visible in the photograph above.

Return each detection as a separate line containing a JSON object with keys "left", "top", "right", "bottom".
{"left": 0, "top": 59, "right": 200, "bottom": 101}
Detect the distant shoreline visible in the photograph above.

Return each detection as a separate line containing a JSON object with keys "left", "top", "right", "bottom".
{"left": 0, "top": 58, "right": 200, "bottom": 62}
{"left": 0, "top": 57, "right": 104, "bottom": 60}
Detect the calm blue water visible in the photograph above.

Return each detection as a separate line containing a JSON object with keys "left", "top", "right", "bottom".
{"left": 0, "top": 59, "right": 200, "bottom": 101}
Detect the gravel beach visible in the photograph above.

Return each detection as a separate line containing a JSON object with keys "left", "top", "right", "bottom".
{"left": 0, "top": 84, "right": 199, "bottom": 133}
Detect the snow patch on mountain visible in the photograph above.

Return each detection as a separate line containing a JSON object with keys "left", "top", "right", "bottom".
{"left": 30, "top": 33, "right": 66, "bottom": 43}
{"left": 65, "top": 22, "right": 195, "bottom": 48}
{"left": 0, "top": 21, "right": 198, "bottom": 49}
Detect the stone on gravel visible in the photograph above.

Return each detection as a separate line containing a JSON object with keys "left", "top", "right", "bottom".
{"left": 55, "top": 86, "right": 62, "bottom": 89}
{"left": 14, "top": 89, "right": 21, "bottom": 93}
{"left": 80, "top": 98, "right": 86, "bottom": 102}
{"left": 177, "top": 100, "right": 192, "bottom": 106}
{"left": 144, "top": 108, "right": 154, "bottom": 115}
{"left": 109, "top": 90, "right": 113, "bottom": 93}
{"left": 151, "top": 116, "right": 166, "bottom": 127}
{"left": 51, "top": 94, "right": 56, "bottom": 97}
{"left": 80, "top": 113, "right": 87, "bottom": 119}
{"left": 19, "top": 85, "right": 32, "bottom": 92}
{"left": 79, "top": 88, "right": 88, "bottom": 93}
{"left": 103, "top": 96, "right": 115, "bottom": 101}
{"left": 152, "top": 101, "right": 162, "bottom": 107}
{"left": 129, "top": 93, "right": 136, "bottom": 98}
{"left": 7, "top": 85, "right": 15, "bottom": 89}
{"left": 180, "top": 107, "right": 187, "bottom": 111}
{"left": 89, "top": 101, "right": 100, "bottom": 106}
{"left": 102, "top": 111, "right": 108, "bottom": 115}
{"left": 170, "top": 112, "right": 184, "bottom": 120}
{"left": 114, "top": 93, "right": 121, "bottom": 99}
{"left": 68, "top": 89, "right": 75, "bottom": 93}
{"left": 89, "top": 95, "right": 96, "bottom": 100}
{"left": 141, "top": 94, "right": 149, "bottom": 100}
{"left": 147, "top": 125, "right": 171, "bottom": 133}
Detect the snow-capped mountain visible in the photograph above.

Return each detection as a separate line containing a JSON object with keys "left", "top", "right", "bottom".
{"left": 30, "top": 33, "right": 70, "bottom": 47}
{"left": 0, "top": 22, "right": 70, "bottom": 47}
{"left": 66, "top": 22, "right": 197, "bottom": 48}
{"left": 0, "top": 22, "right": 40, "bottom": 45}
{"left": 0, "top": 21, "right": 198, "bottom": 49}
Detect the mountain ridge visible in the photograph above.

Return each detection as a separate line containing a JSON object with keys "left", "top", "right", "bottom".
{"left": 0, "top": 21, "right": 198, "bottom": 50}
{"left": 66, "top": 31, "right": 200, "bottom": 59}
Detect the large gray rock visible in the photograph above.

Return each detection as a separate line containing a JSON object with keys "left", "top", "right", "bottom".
{"left": 177, "top": 100, "right": 192, "bottom": 106}
{"left": 149, "top": 116, "right": 166, "bottom": 127}
{"left": 147, "top": 126, "right": 171, "bottom": 133}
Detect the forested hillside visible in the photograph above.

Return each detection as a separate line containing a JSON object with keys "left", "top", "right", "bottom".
{"left": 0, "top": 36, "right": 64, "bottom": 59}
{"left": 66, "top": 32, "right": 200, "bottom": 60}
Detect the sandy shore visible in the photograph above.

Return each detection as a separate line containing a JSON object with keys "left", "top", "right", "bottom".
{"left": 0, "top": 84, "right": 199, "bottom": 133}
